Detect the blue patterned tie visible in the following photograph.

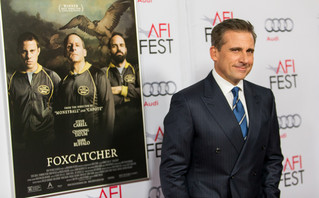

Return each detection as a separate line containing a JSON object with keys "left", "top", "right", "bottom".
{"left": 231, "top": 87, "right": 248, "bottom": 139}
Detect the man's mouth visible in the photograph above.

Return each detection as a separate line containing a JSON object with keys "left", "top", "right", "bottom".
{"left": 233, "top": 64, "right": 249, "bottom": 71}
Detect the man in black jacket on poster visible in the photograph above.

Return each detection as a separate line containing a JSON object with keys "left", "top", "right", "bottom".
{"left": 8, "top": 32, "right": 61, "bottom": 152}
{"left": 7, "top": 32, "right": 61, "bottom": 196}
{"left": 55, "top": 33, "right": 115, "bottom": 150}
{"left": 103, "top": 32, "right": 144, "bottom": 157}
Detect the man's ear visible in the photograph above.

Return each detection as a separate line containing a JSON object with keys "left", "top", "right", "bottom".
{"left": 210, "top": 46, "right": 218, "bottom": 61}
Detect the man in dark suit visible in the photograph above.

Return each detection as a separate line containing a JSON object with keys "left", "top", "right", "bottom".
{"left": 160, "top": 18, "right": 283, "bottom": 198}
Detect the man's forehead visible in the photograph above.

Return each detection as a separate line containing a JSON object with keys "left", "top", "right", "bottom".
{"left": 222, "top": 31, "right": 254, "bottom": 45}
{"left": 22, "top": 40, "right": 38, "bottom": 48}
{"left": 67, "top": 35, "right": 83, "bottom": 43}
{"left": 111, "top": 35, "right": 125, "bottom": 44}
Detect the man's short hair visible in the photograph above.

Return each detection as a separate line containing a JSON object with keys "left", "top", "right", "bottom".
{"left": 108, "top": 32, "right": 125, "bottom": 49}
{"left": 211, "top": 18, "right": 257, "bottom": 50}
{"left": 63, "top": 33, "right": 86, "bottom": 49}
{"left": 17, "top": 32, "right": 40, "bottom": 52}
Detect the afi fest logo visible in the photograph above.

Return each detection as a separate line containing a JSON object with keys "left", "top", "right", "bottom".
{"left": 265, "top": 18, "right": 294, "bottom": 41}
{"left": 97, "top": 185, "right": 122, "bottom": 198}
{"left": 146, "top": 126, "right": 163, "bottom": 158}
{"left": 204, "top": 11, "right": 234, "bottom": 42}
{"left": 269, "top": 59, "right": 298, "bottom": 90}
{"left": 280, "top": 155, "right": 304, "bottom": 188}
{"left": 139, "top": 23, "right": 173, "bottom": 54}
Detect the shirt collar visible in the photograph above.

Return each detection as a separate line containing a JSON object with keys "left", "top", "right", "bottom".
{"left": 19, "top": 63, "right": 42, "bottom": 74}
{"left": 212, "top": 69, "right": 244, "bottom": 95}
{"left": 109, "top": 61, "right": 131, "bottom": 69}
{"left": 70, "top": 61, "right": 91, "bottom": 75}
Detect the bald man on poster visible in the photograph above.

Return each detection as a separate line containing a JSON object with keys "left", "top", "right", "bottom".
{"left": 160, "top": 18, "right": 283, "bottom": 198}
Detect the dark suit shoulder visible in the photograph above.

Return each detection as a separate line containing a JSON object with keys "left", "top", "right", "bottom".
{"left": 178, "top": 78, "right": 205, "bottom": 95}
{"left": 244, "top": 80, "right": 269, "bottom": 90}
{"left": 244, "top": 80, "right": 274, "bottom": 97}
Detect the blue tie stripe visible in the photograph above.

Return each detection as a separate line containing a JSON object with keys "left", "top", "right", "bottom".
{"left": 231, "top": 87, "right": 248, "bottom": 139}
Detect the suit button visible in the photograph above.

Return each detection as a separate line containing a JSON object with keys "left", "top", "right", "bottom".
{"left": 215, "top": 147, "right": 221, "bottom": 153}
{"left": 252, "top": 171, "right": 257, "bottom": 176}
{"left": 231, "top": 176, "right": 234, "bottom": 179}
{"left": 262, "top": 145, "right": 266, "bottom": 150}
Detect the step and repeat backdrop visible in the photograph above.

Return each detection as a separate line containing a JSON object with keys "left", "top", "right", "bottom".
{"left": 1, "top": 0, "right": 319, "bottom": 197}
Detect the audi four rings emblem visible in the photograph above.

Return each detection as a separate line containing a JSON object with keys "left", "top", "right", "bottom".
{"left": 143, "top": 81, "right": 177, "bottom": 97}
{"left": 278, "top": 114, "right": 301, "bottom": 129}
{"left": 148, "top": 186, "right": 162, "bottom": 198}
{"left": 265, "top": 18, "right": 294, "bottom": 32}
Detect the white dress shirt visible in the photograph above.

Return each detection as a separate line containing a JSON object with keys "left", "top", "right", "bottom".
{"left": 212, "top": 69, "right": 249, "bottom": 126}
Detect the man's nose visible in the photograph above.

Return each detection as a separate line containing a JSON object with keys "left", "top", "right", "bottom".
{"left": 26, "top": 52, "right": 31, "bottom": 59}
{"left": 70, "top": 44, "right": 75, "bottom": 51}
{"left": 239, "top": 52, "right": 248, "bottom": 63}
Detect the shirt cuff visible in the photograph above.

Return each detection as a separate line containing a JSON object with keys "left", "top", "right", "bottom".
{"left": 121, "top": 86, "right": 128, "bottom": 97}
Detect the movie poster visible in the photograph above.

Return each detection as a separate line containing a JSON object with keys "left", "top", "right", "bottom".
{"left": 1, "top": 0, "right": 148, "bottom": 197}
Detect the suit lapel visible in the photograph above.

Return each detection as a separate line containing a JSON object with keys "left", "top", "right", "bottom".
{"left": 201, "top": 73, "right": 244, "bottom": 153}
{"left": 244, "top": 81, "right": 262, "bottom": 143}
{"left": 231, "top": 81, "right": 262, "bottom": 175}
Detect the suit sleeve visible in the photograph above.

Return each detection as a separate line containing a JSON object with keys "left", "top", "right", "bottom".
{"left": 261, "top": 91, "right": 283, "bottom": 197}
{"left": 160, "top": 92, "right": 193, "bottom": 198}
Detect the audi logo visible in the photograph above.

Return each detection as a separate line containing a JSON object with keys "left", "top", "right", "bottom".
{"left": 265, "top": 18, "right": 294, "bottom": 32}
{"left": 143, "top": 81, "right": 177, "bottom": 97}
{"left": 278, "top": 114, "right": 301, "bottom": 129}
{"left": 148, "top": 186, "right": 162, "bottom": 198}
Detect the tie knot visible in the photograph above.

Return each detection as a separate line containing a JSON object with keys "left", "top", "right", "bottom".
{"left": 231, "top": 87, "right": 240, "bottom": 98}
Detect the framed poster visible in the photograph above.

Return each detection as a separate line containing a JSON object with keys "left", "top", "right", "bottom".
{"left": 1, "top": 0, "right": 148, "bottom": 197}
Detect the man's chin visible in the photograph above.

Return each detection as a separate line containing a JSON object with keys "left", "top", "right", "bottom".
{"left": 114, "top": 56, "right": 125, "bottom": 64}
{"left": 68, "top": 57, "right": 83, "bottom": 63}
{"left": 24, "top": 63, "right": 36, "bottom": 68}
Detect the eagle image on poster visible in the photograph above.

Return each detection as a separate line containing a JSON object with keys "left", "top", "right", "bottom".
{"left": 1, "top": 0, "right": 147, "bottom": 197}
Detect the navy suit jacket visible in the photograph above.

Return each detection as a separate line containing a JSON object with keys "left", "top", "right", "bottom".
{"left": 160, "top": 72, "right": 283, "bottom": 198}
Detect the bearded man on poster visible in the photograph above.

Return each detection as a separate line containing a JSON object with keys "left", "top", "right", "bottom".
{"left": 102, "top": 32, "right": 144, "bottom": 156}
